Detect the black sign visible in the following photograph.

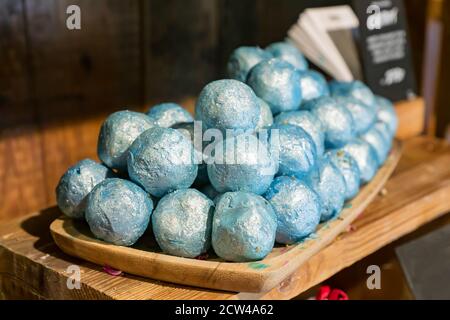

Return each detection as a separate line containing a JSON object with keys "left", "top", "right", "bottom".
{"left": 353, "top": 0, "right": 417, "bottom": 102}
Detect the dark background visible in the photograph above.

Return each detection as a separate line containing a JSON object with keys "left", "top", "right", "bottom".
{"left": 0, "top": 0, "right": 446, "bottom": 220}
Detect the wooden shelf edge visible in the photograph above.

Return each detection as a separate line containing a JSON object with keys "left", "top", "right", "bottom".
{"left": 395, "top": 98, "right": 425, "bottom": 140}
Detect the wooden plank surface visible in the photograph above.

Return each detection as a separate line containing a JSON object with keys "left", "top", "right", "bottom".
{"left": 1, "top": 136, "right": 449, "bottom": 300}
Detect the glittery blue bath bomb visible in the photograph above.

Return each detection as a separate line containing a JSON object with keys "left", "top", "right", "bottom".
{"left": 274, "top": 110, "right": 325, "bottom": 156}
{"left": 256, "top": 98, "right": 274, "bottom": 131}
{"left": 195, "top": 79, "right": 260, "bottom": 135}
{"left": 207, "top": 134, "right": 277, "bottom": 195}
{"left": 152, "top": 189, "right": 214, "bottom": 258}
{"left": 247, "top": 58, "right": 302, "bottom": 115}
{"left": 307, "top": 158, "right": 346, "bottom": 222}
{"left": 326, "top": 150, "right": 361, "bottom": 200}
{"left": 56, "top": 159, "right": 114, "bottom": 220}
{"left": 212, "top": 192, "right": 277, "bottom": 262}
{"left": 361, "top": 126, "right": 390, "bottom": 165}
{"left": 173, "top": 122, "right": 209, "bottom": 186}
{"left": 227, "top": 46, "right": 273, "bottom": 82}
{"left": 265, "top": 41, "right": 308, "bottom": 71}
{"left": 304, "top": 97, "right": 355, "bottom": 149}
{"left": 329, "top": 80, "right": 376, "bottom": 108}
{"left": 85, "top": 178, "right": 153, "bottom": 246}
{"left": 264, "top": 176, "right": 321, "bottom": 244}
{"left": 267, "top": 124, "right": 317, "bottom": 178}
{"left": 127, "top": 127, "right": 198, "bottom": 197}
{"left": 298, "top": 70, "right": 329, "bottom": 103}
{"left": 374, "top": 121, "right": 393, "bottom": 152}
{"left": 375, "top": 96, "right": 398, "bottom": 137}
{"left": 97, "top": 111, "right": 155, "bottom": 172}
{"left": 335, "top": 96, "right": 376, "bottom": 135}
{"left": 146, "top": 103, "right": 193, "bottom": 128}
{"left": 341, "top": 139, "right": 379, "bottom": 184}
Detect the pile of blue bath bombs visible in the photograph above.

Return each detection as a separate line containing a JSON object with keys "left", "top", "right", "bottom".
{"left": 56, "top": 40, "right": 398, "bottom": 262}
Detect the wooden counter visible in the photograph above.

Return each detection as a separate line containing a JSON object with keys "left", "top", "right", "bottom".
{"left": 1, "top": 136, "right": 449, "bottom": 300}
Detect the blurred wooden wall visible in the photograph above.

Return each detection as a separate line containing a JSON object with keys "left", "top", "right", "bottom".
{"left": 0, "top": 0, "right": 433, "bottom": 220}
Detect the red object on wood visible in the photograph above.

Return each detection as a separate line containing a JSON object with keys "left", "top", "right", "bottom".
{"left": 103, "top": 265, "right": 123, "bottom": 276}
{"left": 316, "top": 286, "right": 349, "bottom": 300}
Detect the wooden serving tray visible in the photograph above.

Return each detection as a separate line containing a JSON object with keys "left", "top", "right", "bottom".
{"left": 50, "top": 140, "right": 402, "bottom": 293}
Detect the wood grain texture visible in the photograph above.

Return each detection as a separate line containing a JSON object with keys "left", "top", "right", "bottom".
{"left": 395, "top": 98, "right": 425, "bottom": 139}
{"left": 49, "top": 141, "right": 401, "bottom": 293}
{"left": 1, "top": 136, "right": 449, "bottom": 300}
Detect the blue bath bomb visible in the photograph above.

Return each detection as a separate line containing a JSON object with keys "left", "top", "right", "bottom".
{"left": 326, "top": 150, "right": 361, "bottom": 200}
{"left": 307, "top": 158, "right": 346, "bottom": 222}
{"left": 56, "top": 159, "right": 114, "bottom": 220}
{"left": 298, "top": 70, "right": 329, "bottom": 103}
{"left": 85, "top": 178, "right": 153, "bottom": 246}
{"left": 256, "top": 98, "right": 274, "bottom": 131}
{"left": 247, "top": 58, "right": 302, "bottom": 115}
{"left": 361, "top": 126, "right": 390, "bottom": 165}
{"left": 335, "top": 96, "right": 376, "bottom": 135}
{"left": 329, "top": 80, "right": 376, "bottom": 108}
{"left": 265, "top": 41, "right": 308, "bottom": 71}
{"left": 375, "top": 96, "right": 398, "bottom": 137}
{"left": 304, "top": 97, "right": 355, "bottom": 148}
{"left": 267, "top": 124, "right": 317, "bottom": 178}
{"left": 127, "top": 127, "right": 198, "bottom": 197}
{"left": 264, "top": 176, "right": 321, "bottom": 244}
{"left": 341, "top": 139, "right": 379, "bottom": 184}
{"left": 374, "top": 121, "right": 394, "bottom": 152}
{"left": 97, "top": 111, "right": 155, "bottom": 172}
{"left": 146, "top": 103, "right": 193, "bottom": 128}
{"left": 173, "top": 122, "right": 209, "bottom": 186}
{"left": 152, "top": 189, "right": 214, "bottom": 258}
{"left": 227, "top": 46, "right": 273, "bottom": 82}
{"left": 212, "top": 192, "right": 277, "bottom": 262}
{"left": 274, "top": 110, "right": 325, "bottom": 156}
{"left": 195, "top": 79, "right": 260, "bottom": 135}
{"left": 207, "top": 134, "right": 277, "bottom": 195}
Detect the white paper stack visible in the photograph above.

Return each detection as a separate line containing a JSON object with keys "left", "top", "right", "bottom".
{"left": 288, "top": 5, "right": 362, "bottom": 81}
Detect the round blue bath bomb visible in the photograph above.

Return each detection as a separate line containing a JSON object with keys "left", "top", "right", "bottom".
{"left": 85, "top": 178, "right": 153, "bottom": 246}
{"left": 335, "top": 96, "right": 376, "bottom": 135}
{"left": 304, "top": 97, "right": 355, "bottom": 148}
{"left": 127, "top": 127, "right": 198, "bottom": 197}
{"left": 173, "top": 122, "right": 209, "bottom": 186}
{"left": 374, "top": 121, "right": 393, "bottom": 152}
{"left": 227, "top": 46, "right": 272, "bottom": 82}
{"left": 375, "top": 96, "right": 398, "bottom": 137}
{"left": 56, "top": 159, "right": 114, "bottom": 219}
{"left": 264, "top": 176, "right": 321, "bottom": 244}
{"left": 307, "top": 158, "right": 346, "bottom": 222}
{"left": 274, "top": 110, "right": 325, "bottom": 156}
{"left": 212, "top": 192, "right": 277, "bottom": 262}
{"left": 256, "top": 98, "right": 274, "bottom": 131}
{"left": 329, "top": 80, "right": 376, "bottom": 108}
{"left": 298, "top": 70, "right": 329, "bottom": 103}
{"left": 267, "top": 124, "right": 317, "bottom": 178}
{"left": 265, "top": 41, "right": 308, "bottom": 71}
{"left": 146, "top": 103, "right": 193, "bottom": 128}
{"left": 361, "top": 126, "right": 390, "bottom": 165}
{"left": 247, "top": 58, "right": 302, "bottom": 115}
{"left": 207, "top": 134, "right": 277, "bottom": 195}
{"left": 152, "top": 189, "right": 214, "bottom": 258}
{"left": 326, "top": 150, "right": 361, "bottom": 200}
{"left": 97, "top": 110, "right": 155, "bottom": 172}
{"left": 195, "top": 79, "right": 260, "bottom": 135}
{"left": 341, "top": 139, "right": 379, "bottom": 184}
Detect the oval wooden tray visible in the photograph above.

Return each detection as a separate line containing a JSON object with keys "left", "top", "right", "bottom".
{"left": 51, "top": 141, "right": 402, "bottom": 293}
